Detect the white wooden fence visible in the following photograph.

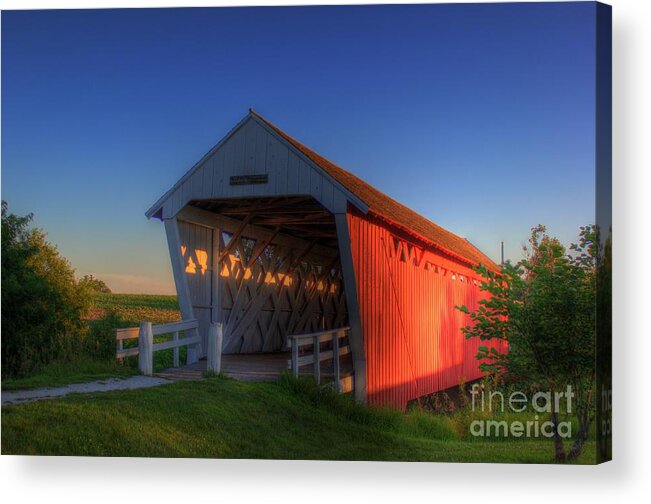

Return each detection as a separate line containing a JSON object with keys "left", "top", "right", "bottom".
{"left": 115, "top": 320, "right": 223, "bottom": 376}
{"left": 287, "top": 327, "right": 352, "bottom": 392}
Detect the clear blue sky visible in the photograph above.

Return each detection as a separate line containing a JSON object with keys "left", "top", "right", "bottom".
{"left": 2, "top": 3, "right": 596, "bottom": 294}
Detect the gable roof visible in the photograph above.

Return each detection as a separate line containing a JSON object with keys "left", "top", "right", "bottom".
{"left": 250, "top": 109, "right": 499, "bottom": 273}
{"left": 146, "top": 109, "right": 499, "bottom": 273}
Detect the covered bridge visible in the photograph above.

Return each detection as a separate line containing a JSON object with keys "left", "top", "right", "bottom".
{"left": 146, "top": 109, "right": 503, "bottom": 410}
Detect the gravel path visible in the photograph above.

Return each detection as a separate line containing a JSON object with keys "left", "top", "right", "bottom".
{"left": 1, "top": 376, "right": 174, "bottom": 405}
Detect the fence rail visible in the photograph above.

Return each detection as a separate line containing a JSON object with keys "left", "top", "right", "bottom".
{"left": 115, "top": 319, "right": 203, "bottom": 375}
{"left": 115, "top": 327, "right": 141, "bottom": 359}
{"left": 287, "top": 327, "right": 352, "bottom": 392}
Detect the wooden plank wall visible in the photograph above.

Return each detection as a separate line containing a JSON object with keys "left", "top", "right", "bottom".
{"left": 161, "top": 117, "right": 350, "bottom": 219}
{"left": 178, "top": 220, "right": 214, "bottom": 353}
{"left": 347, "top": 208, "right": 508, "bottom": 410}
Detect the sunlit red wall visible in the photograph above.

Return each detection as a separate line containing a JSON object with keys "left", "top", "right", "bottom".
{"left": 347, "top": 207, "right": 507, "bottom": 410}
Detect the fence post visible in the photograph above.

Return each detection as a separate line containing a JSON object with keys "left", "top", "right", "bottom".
{"left": 207, "top": 322, "right": 223, "bottom": 374}
{"left": 115, "top": 330, "right": 124, "bottom": 363}
{"left": 187, "top": 328, "right": 200, "bottom": 365}
{"left": 215, "top": 323, "right": 223, "bottom": 374}
{"left": 332, "top": 331, "right": 341, "bottom": 392}
{"left": 172, "top": 331, "right": 179, "bottom": 367}
{"left": 313, "top": 334, "right": 321, "bottom": 385}
{"left": 138, "top": 321, "right": 153, "bottom": 376}
{"left": 291, "top": 337, "right": 299, "bottom": 378}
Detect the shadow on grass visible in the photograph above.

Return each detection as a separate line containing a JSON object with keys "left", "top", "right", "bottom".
{"left": 1, "top": 374, "right": 597, "bottom": 462}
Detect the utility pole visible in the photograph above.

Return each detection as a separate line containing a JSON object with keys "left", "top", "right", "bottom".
{"left": 500, "top": 241, "right": 505, "bottom": 268}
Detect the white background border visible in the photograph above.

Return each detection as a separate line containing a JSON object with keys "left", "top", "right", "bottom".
{"left": 1, "top": 0, "right": 649, "bottom": 502}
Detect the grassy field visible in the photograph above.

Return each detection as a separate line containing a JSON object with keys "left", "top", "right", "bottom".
{"left": 0, "top": 374, "right": 596, "bottom": 463}
{"left": 1, "top": 292, "right": 597, "bottom": 463}
{"left": 88, "top": 292, "right": 180, "bottom": 325}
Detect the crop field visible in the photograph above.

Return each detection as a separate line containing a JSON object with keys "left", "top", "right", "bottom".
{"left": 87, "top": 292, "right": 181, "bottom": 325}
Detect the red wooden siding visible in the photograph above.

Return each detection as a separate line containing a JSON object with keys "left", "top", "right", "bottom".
{"left": 347, "top": 208, "right": 507, "bottom": 410}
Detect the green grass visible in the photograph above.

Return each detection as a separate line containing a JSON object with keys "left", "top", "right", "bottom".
{"left": 1, "top": 293, "right": 598, "bottom": 463}
{"left": 0, "top": 375, "right": 597, "bottom": 463}
{"left": 1, "top": 357, "right": 137, "bottom": 391}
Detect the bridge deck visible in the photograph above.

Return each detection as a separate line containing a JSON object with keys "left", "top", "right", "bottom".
{"left": 156, "top": 353, "right": 290, "bottom": 381}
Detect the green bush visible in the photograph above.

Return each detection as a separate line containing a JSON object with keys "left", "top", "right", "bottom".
{"left": 1, "top": 201, "right": 91, "bottom": 378}
{"left": 83, "top": 311, "right": 125, "bottom": 360}
{"left": 79, "top": 274, "right": 112, "bottom": 293}
{"left": 457, "top": 225, "right": 598, "bottom": 460}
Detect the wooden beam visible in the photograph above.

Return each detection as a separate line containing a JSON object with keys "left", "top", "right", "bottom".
{"left": 293, "top": 255, "right": 340, "bottom": 331}
{"left": 197, "top": 196, "right": 315, "bottom": 216}
{"left": 173, "top": 331, "right": 179, "bottom": 367}
{"left": 279, "top": 228, "right": 336, "bottom": 237}
{"left": 176, "top": 204, "right": 349, "bottom": 356}
{"left": 287, "top": 239, "right": 318, "bottom": 273}
{"left": 151, "top": 318, "right": 198, "bottom": 336}
{"left": 177, "top": 206, "right": 338, "bottom": 260}
{"left": 152, "top": 334, "right": 201, "bottom": 352}
{"left": 218, "top": 205, "right": 324, "bottom": 216}
{"left": 219, "top": 214, "right": 253, "bottom": 261}
{"left": 207, "top": 322, "right": 223, "bottom": 374}
{"left": 292, "top": 345, "right": 351, "bottom": 366}
{"left": 115, "top": 327, "right": 140, "bottom": 340}
{"left": 334, "top": 212, "right": 367, "bottom": 404}
{"left": 246, "top": 226, "right": 281, "bottom": 269}
{"left": 138, "top": 321, "right": 153, "bottom": 376}
{"left": 258, "top": 219, "right": 333, "bottom": 226}
{"left": 226, "top": 243, "right": 293, "bottom": 348}
{"left": 211, "top": 227, "right": 222, "bottom": 327}
{"left": 164, "top": 217, "right": 201, "bottom": 362}
{"left": 313, "top": 333, "right": 321, "bottom": 385}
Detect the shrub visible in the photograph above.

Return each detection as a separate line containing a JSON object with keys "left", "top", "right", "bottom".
{"left": 83, "top": 311, "right": 124, "bottom": 360}
{"left": 79, "top": 274, "right": 112, "bottom": 293}
{"left": 1, "top": 201, "right": 90, "bottom": 378}
{"left": 457, "top": 224, "right": 598, "bottom": 460}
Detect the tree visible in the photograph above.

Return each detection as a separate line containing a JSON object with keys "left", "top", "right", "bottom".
{"left": 1, "top": 201, "right": 90, "bottom": 377}
{"left": 457, "top": 225, "right": 597, "bottom": 461}
{"left": 79, "top": 274, "right": 112, "bottom": 293}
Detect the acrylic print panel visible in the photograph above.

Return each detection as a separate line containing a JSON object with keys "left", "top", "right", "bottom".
{"left": 1, "top": 2, "right": 611, "bottom": 464}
